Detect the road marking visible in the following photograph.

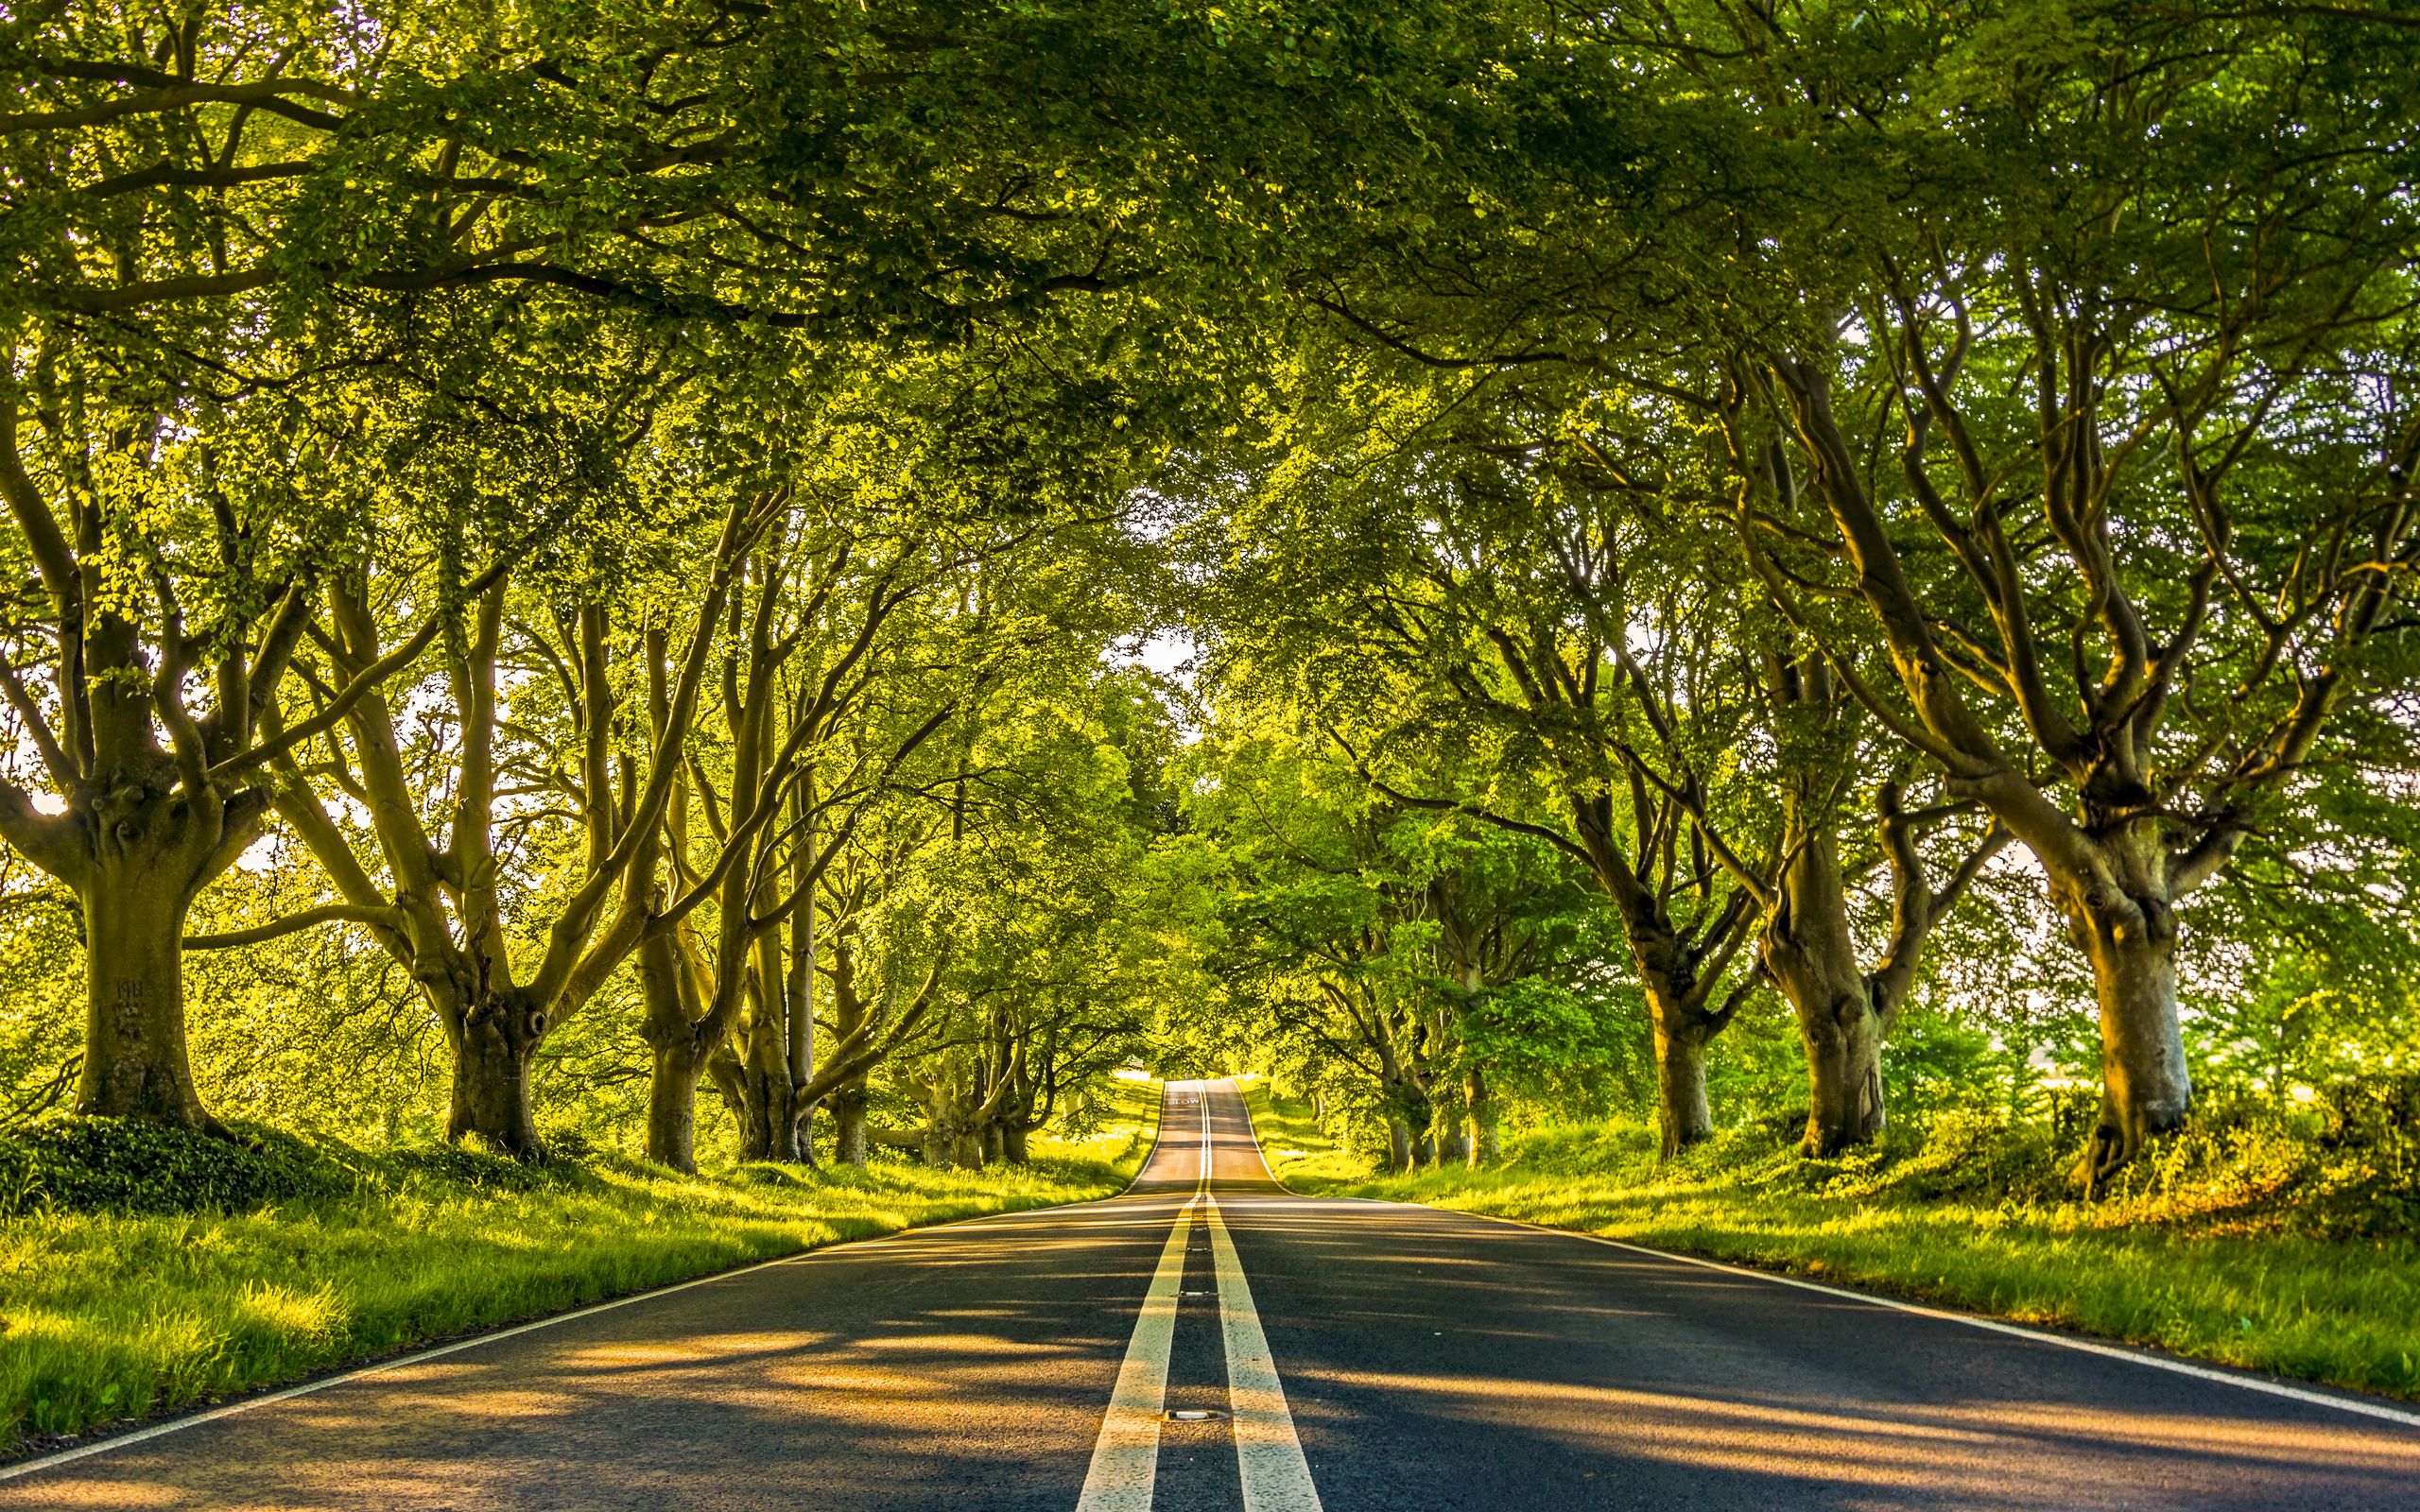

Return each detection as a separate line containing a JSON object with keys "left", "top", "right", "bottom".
{"left": 1073, "top": 1194, "right": 1202, "bottom": 1512}
{"left": 1075, "top": 1082, "right": 1215, "bottom": 1512}
{"left": 1306, "top": 1194, "right": 2420, "bottom": 1435}
{"left": 1078, "top": 1079, "right": 1326, "bottom": 1511}
{"left": 0, "top": 1093, "right": 1183, "bottom": 1487}
{"left": 1206, "top": 1193, "right": 1322, "bottom": 1512}
{"left": 0, "top": 1240, "right": 829, "bottom": 1484}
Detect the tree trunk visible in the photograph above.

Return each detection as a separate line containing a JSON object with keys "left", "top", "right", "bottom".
{"left": 1391, "top": 1068, "right": 1437, "bottom": 1171}
{"left": 1430, "top": 1067, "right": 1463, "bottom": 1163}
{"left": 1651, "top": 1003, "right": 1715, "bottom": 1159}
{"left": 2027, "top": 814, "right": 2196, "bottom": 1194}
{"left": 448, "top": 1008, "right": 543, "bottom": 1158}
{"left": 647, "top": 1044, "right": 701, "bottom": 1173}
{"left": 833, "top": 1081, "right": 870, "bottom": 1167}
{"left": 787, "top": 778, "right": 818, "bottom": 1160}
{"left": 743, "top": 927, "right": 803, "bottom": 1161}
{"left": 1001, "top": 1120, "right": 1031, "bottom": 1164}
{"left": 2070, "top": 890, "right": 2189, "bottom": 1194}
{"left": 1761, "top": 829, "right": 1890, "bottom": 1158}
{"left": 636, "top": 926, "right": 707, "bottom": 1172}
{"left": 1616, "top": 906, "right": 1734, "bottom": 1160}
{"left": 75, "top": 871, "right": 214, "bottom": 1127}
{"left": 979, "top": 1121, "right": 1004, "bottom": 1165}
{"left": 1796, "top": 993, "right": 1884, "bottom": 1158}
{"left": 735, "top": 1033, "right": 800, "bottom": 1163}
{"left": 1386, "top": 1116, "right": 1412, "bottom": 1174}
{"left": 1464, "top": 1067, "right": 1497, "bottom": 1167}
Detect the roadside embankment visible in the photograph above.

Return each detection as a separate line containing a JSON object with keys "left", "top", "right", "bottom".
{"left": 0, "top": 1083, "right": 1160, "bottom": 1458}
{"left": 1238, "top": 1080, "right": 2420, "bottom": 1402}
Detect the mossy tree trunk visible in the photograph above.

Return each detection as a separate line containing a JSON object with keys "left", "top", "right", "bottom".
{"left": 77, "top": 850, "right": 217, "bottom": 1126}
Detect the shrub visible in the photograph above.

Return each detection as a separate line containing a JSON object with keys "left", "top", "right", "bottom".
{"left": 0, "top": 1117, "right": 345, "bottom": 1216}
{"left": 380, "top": 1139, "right": 579, "bottom": 1193}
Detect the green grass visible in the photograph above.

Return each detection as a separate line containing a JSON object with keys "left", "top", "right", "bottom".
{"left": 0, "top": 1086, "right": 1161, "bottom": 1459}
{"left": 1237, "top": 1084, "right": 2420, "bottom": 1403}
{"left": 1235, "top": 1075, "right": 1364, "bottom": 1187}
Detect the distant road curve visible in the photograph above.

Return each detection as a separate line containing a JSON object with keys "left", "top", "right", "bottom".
{"left": 8, "top": 1078, "right": 2417, "bottom": 1509}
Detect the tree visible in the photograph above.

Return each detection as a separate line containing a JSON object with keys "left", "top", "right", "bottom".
{"left": 0, "top": 347, "right": 451, "bottom": 1128}
{"left": 1727, "top": 4, "right": 2420, "bottom": 1184}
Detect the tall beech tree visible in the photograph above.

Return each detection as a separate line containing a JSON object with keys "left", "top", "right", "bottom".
{"left": 1722, "top": 6, "right": 2420, "bottom": 1185}
{"left": 247, "top": 479, "right": 773, "bottom": 1154}
{"left": 1733, "top": 655, "right": 2009, "bottom": 1156}
{"left": 628, "top": 519, "right": 942, "bottom": 1172}
{"left": 0, "top": 363, "right": 332, "bottom": 1127}
{"left": 1196, "top": 335, "right": 2031, "bottom": 1157}
{"left": 1196, "top": 358, "right": 1765, "bottom": 1156}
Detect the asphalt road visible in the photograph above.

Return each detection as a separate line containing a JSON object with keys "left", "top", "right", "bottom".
{"left": 9, "top": 1078, "right": 2419, "bottom": 1510}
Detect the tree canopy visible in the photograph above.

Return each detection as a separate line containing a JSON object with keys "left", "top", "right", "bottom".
{"left": 1, "top": 0, "right": 2414, "bottom": 1192}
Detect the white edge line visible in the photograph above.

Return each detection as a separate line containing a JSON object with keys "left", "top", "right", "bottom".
{"left": 2, "top": 1103, "right": 1186, "bottom": 1487}
{"left": 1113, "top": 1079, "right": 1176, "bottom": 1198}
{"left": 1222, "top": 1094, "right": 2420, "bottom": 1435}
{"left": 0, "top": 1243, "right": 810, "bottom": 1484}
{"left": 1347, "top": 1193, "right": 2420, "bottom": 1434}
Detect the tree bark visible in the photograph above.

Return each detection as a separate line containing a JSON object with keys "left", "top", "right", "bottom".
{"left": 1464, "top": 1067, "right": 1497, "bottom": 1167}
{"left": 636, "top": 920, "right": 709, "bottom": 1172}
{"left": 1650, "top": 988, "right": 1717, "bottom": 1158}
{"left": 786, "top": 777, "right": 819, "bottom": 1160}
{"left": 735, "top": 1016, "right": 801, "bottom": 1163}
{"left": 1760, "top": 831, "right": 1888, "bottom": 1158}
{"left": 447, "top": 1005, "right": 543, "bottom": 1157}
{"left": 1386, "top": 1116, "right": 1412, "bottom": 1174}
{"left": 2060, "top": 868, "right": 2189, "bottom": 1193}
{"left": 647, "top": 1043, "right": 700, "bottom": 1172}
{"left": 833, "top": 1080, "right": 870, "bottom": 1166}
{"left": 76, "top": 868, "right": 212, "bottom": 1126}
{"left": 1001, "top": 1120, "right": 1031, "bottom": 1164}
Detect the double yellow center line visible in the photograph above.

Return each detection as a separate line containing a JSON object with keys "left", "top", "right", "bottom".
{"left": 1075, "top": 1082, "right": 1322, "bottom": 1512}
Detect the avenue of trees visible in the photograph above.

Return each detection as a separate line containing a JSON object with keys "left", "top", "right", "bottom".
{"left": 2, "top": 0, "right": 2415, "bottom": 1192}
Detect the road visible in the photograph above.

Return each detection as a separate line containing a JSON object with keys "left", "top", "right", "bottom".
{"left": 8, "top": 1077, "right": 2419, "bottom": 1510}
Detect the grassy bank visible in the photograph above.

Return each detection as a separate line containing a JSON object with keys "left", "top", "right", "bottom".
{"left": 0, "top": 1083, "right": 1159, "bottom": 1459}
{"left": 1237, "top": 1082, "right": 2420, "bottom": 1402}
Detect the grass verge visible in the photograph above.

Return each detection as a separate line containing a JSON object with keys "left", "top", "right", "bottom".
{"left": 1236, "top": 1083, "right": 2420, "bottom": 1403}
{"left": 1235, "top": 1075, "right": 1362, "bottom": 1187}
{"left": 0, "top": 1085, "right": 1160, "bottom": 1460}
